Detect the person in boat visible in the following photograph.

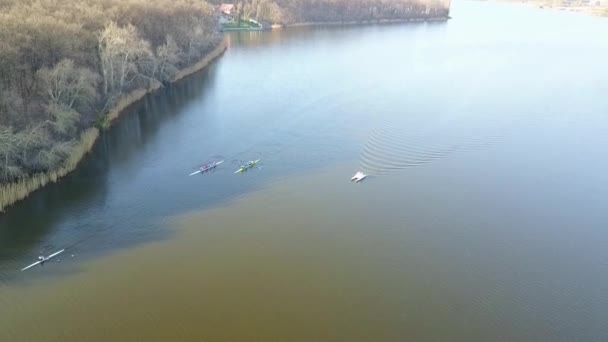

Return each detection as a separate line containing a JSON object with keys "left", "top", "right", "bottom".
{"left": 38, "top": 256, "right": 46, "bottom": 265}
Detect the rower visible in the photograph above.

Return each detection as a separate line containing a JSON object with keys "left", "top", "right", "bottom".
{"left": 38, "top": 256, "right": 46, "bottom": 265}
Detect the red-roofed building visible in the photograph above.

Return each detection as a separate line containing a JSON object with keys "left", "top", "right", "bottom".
{"left": 218, "top": 4, "right": 235, "bottom": 16}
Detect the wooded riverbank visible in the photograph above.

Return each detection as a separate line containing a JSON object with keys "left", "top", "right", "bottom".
{"left": 0, "top": 0, "right": 224, "bottom": 212}
{"left": 0, "top": 42, "right": 226, "bottom": 213}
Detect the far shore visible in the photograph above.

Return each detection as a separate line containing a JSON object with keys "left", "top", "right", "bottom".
{"left": 221, "top": 16, "right": 450, "bottom": 32}
{"left": 480, "top": 0, "right": 608, "bottom": 16}
{"left": 280, "top": 16, "right": 451, "bottom": 28}
{"left": 271, "top": 16, "right": 450, "bottom": 29}
{"left": 220, "top": 15, "right": 451, "bottom": 32}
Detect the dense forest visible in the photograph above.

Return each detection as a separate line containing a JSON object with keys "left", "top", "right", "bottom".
{"left": 0, "top": 0, "right": 220, "bottom": 184}
{"left": 209, "top": 0, "right": 449, "bottom": 24}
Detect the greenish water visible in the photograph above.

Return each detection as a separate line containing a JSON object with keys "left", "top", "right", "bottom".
{"left": 1, "top": 1, "right": 608, "bottom": 340}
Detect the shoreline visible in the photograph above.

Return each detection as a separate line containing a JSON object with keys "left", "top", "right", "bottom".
{"left": 481, "top": 0, "right": 608, "bottom": 17}
{"left": 220, "top": 16, "right": 451, "bottom": 32}
{"left": 0, "top": 41, "right": 227, "bottom": 213}
{"left": 272, "top": 16, "right": 450, "bottom": 29}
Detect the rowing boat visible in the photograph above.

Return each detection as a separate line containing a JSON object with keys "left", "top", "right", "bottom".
{"left": 351, "top": 171, "right": 367, "bottom": 183}
{"left": 234, "top": 159, "right": 260, "bottom": 174}
{"left": 21, "top": 249, "right": 65, "bottom": 271}
{"left": 189, "top": 160, "right": 224, "bottom": 176}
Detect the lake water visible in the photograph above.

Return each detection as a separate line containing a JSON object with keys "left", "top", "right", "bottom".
{"left": 1, "top": 1, "right": 608, "bottom": 340}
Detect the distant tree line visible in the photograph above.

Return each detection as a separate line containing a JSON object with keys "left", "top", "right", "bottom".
{"left": 0, "top": 0, "right": 220, "bottom": 183}
{"left": 209, "top": 0, "right": 449, "bottom": 24}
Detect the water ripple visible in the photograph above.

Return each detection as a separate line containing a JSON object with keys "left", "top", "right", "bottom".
{"left": 358, "top": 116, "right": 518, "bottom": 175}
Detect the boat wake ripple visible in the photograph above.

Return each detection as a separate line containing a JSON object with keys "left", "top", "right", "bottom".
{"left": 358, "top": 120, "right": 511, "bottom": 175}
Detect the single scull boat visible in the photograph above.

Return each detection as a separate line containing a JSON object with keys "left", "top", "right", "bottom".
{"left": 21, "top": 249, "right": 65, "bottom": 271}
{"left": 351, "top": 171, "right": 367, "bottom": 183}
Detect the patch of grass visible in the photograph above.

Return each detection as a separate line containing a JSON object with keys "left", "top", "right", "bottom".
{"left": 223, "top": 19, "right": 261, "bottom": 29}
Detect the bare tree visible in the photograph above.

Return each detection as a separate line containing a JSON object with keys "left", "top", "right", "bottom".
{"left": 46, "top": 103, "right": 80, "bottom": 136}
{"left": 37, "top": 59, "right": 99, "bottom": 112}
{"left": 16, "top": 122, "right": 51, "bottom": 165}
{"left": 35, "top": 139, "right": 73, "bottom": 170}
{"left": 156, "top": 35, "right": 183, "bottom": 83}
{"left": 98, "top": 22, "right": 154, "bottom": 99}
{"left": 0, "top": 125, "right": 20, "bottom": 180}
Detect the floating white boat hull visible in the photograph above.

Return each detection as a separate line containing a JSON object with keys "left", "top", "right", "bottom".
{"left": 21, "top": 249, "right": 65, "bottom": 271}
{"left": 351, "top": 171, "right": 367, "bottom": 183}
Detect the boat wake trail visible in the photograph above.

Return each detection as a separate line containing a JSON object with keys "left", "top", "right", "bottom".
{"left": 358, "top": 117, "right": 516, "bottom": 175}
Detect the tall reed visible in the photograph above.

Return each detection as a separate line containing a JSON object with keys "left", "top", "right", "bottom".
{"left": 0, "top": 128, "right": 99, "bottom": 212}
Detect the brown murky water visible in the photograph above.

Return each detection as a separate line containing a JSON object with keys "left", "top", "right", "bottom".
{"left": 2, "top": 1, "right": 608, "bottom": 341}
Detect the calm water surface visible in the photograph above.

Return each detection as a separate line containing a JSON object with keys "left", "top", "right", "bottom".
{"left": 1, "top": 1, "right": 608, "bottom": 340}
